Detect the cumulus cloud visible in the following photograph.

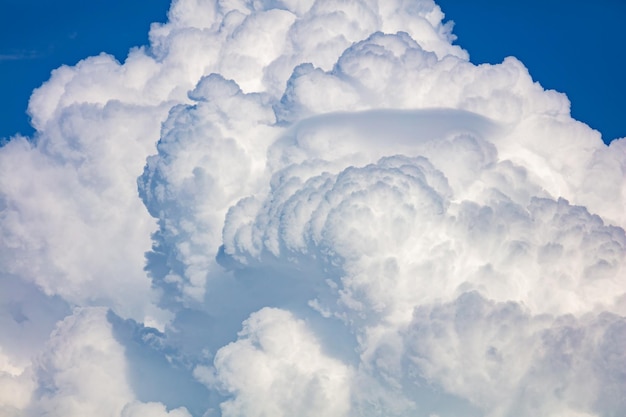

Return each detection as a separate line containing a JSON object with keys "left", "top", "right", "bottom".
{"left": 0, "top": 0, "right": 625, "bottom": 416}
{"left": 196, "top": 307, "right": 353, "bottom": 417}
{"left": 29, "top": 307, "right": 133, "bottom": 416}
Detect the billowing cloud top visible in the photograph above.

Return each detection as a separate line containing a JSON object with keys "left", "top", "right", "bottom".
{"left": 1, "top": 0, "right": 625, "bottom": 416}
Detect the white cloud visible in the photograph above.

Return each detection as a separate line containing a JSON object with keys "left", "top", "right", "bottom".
{"left": 406, "top": 293, "right": 626, "bottom": 417}
{"left": 0, "top": 346, "right": 34, "bottom": 417}
{"left": 200, "top": 307, "right": 352, "bottom": 417}
{"left": 28, "top": 307, "right": 134, "bottom": 417}
{"left": 0, "top": 0, "right": 624, "bottom": 416}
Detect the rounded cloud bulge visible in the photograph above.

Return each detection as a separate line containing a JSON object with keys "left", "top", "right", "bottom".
{"left": 1, "top": 0, "right": 625, "bottom": 417}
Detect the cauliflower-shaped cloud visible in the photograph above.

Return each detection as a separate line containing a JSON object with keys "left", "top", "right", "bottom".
{"left": 0, "top": 0, "right": 624, "bottom": 416}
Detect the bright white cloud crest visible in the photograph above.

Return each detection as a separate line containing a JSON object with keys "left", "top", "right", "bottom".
{"left": 1, "top": 0, "right": 625, "bottom": 416}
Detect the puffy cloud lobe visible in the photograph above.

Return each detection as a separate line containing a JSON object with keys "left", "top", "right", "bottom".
{"left": 273, "top": 30, "right": 626, "bottom": 226}
{"left": 0, "top": 0, "right": 625, "bottom": 416}
{"left": 222, "top": 154, "right": 453, "bottom": 323}
{"left": 23, "top": 307, "right": 195, "bottom": 417}
{"left": 0, "top": 104, "right": 167, "bottom": 323}
{"left": 199, "top": 307, "right": 352, "bottom": 417}
{"left": 29, "top": 307, "right": 133, "bottom": 416}
{"left": 405, "top": 293, "right": 626, "bottom": 417}
{"left": 226, "top": 138, "right": 624, "bottom": 318}
{"left": 277, "top": 31, "right": 567, "bottom": 123}
{"left": 139, "top": 74, "right": 277, "bottom": 302}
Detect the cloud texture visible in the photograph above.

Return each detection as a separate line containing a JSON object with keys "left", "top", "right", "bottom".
{"left": 1, "top": 0, "right": 625, "bottom": 416}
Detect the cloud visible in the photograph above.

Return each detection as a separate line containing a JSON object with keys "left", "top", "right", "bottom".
{"left": 196, "top": 307, "right": 353, "bottom": 417}
{"left": 0, "top": 0, "right": 625, "bottom": 416}
{"left": 28, "top": 307, "right": 133, "bottom": 416}
{"left": 0, "top": 50, "right": 45, "bottom": 61}
{"left": 121, "top": 401, "right": 192, "bottom": 417}
{"left": 406, "top": 293, "right": 626, "bottom": 417}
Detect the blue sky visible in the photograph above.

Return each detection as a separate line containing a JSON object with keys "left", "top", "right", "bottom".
{"left": 437, "top": 0, "right": 626, "bottom": 144}
{"left": 1, "top": 0, "right": 624, "bottom": 142}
